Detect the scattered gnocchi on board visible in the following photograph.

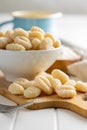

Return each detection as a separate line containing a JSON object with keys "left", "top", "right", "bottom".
{"left": 8, "top": 69, "right": 87, "bottom": 99}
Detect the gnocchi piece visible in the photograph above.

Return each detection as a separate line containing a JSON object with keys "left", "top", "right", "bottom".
{"left": 6, "top": 43, "right": 25, "bottom": 51}
{"left": 0, "top": 37, "right": 9, "bottom": 49}
{"left": 35, "top": 75, "right": 53, "bottom": 95}
{"left": 5, "top": 30, "right": 14, "bottom": 42}
{"left": 31, "top": 38, "right": 41, "bottom": 49}
{"left": 65, "top": 80, "right": 76, "bottom": 86}
{"left": 14, "top": 78, "right": 36, "bottom": 89}
{"left": 53, "top": 40, "right": 61, "bottom": 48}
{"left": 47, "top": 75, "right": 62, "bottom": 91}
{"left": 27, "top": 80, "right": 37, "bottom": 87}
{"left": 44, "top": 33, "right": 56, "bottom": 45}
{"left": 75, "top": 81, "right": 87, "bottom": 92}
{"left": 8, "top": 83, "right": 24, "bottom": 95}
{"left": 51, "top": 69, "right": 69, "bottom": 84}
{"left": 30, "top": 26, "right": 45, "bottom": 35}
{"left": 39, "top": 37, "right": 53, "bottom": 50}
{"left": 13, "top": 28, "right": 28, "bottom": 38}
{"left": 24, "top": 86, "right": 41, "bottom": 98}
{"left": 57, "top": 84, "right": 76, "bottom": 98}
{"left": 36, "top": 71, "right": 50, "bottom": 78}
{"left": 29, "top": 31, "right": 44, "bottom": 41}
{"left": 14, "top": 36, "right": 32, "bottom": 50}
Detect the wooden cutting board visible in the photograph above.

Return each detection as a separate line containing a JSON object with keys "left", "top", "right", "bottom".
{"left": 0, "top": 73, "right": 87, "bottom": 118}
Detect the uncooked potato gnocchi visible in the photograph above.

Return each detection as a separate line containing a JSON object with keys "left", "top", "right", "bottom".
{"left": 0, "top": 26, "right": 61, "bottom": 51}
{"left": 39, "top": 37, "right": 53, "bottom": 50}
{"left": 6, "top": 43, "right": 25, "bottom": 51}
{"left": 14, "top": 36, "right": 32, "bottom": 50}
{"left": 5, "top": 30, "right": 14, "bottom": 42}
{"left": 31, "top": 38, "right": 41, "bottom": 49}
{"left": 47, "top": 75, "right": 62, "bottom": 92}
{"left": 29, "top": 31, "right": 44, "bottom": 41}
{"left": 45, "top": 32, "right": 56, "bottom": 44}
{"left": 53, "top": 40, "right": 61, "bottom": 48}
{"left": 24, "top": 86, "right": 41, "bottom": 98}
{"left": 8, "top": 83, "right": 24, "bottom": 95}
{"left": 65, "top": 80, "right": 76, "bottom": 86}
{"left": 57, "top": 84, "right": 76, "bottom": 98}
{"left": 30, "top": 26, "right": 45, "bottom": 35}
{"left": 35, "top": 75, "right": 54, "bottom": 95}
{"left": 0, "top": 37, "right": 9, "bottom": 49}
{"left": 13, "top": 28, "right": 28, "bottom": 38}
{"left": 51, "top": 69, "right": 69, "bottom": 84}
{"left": 8, "top": 68, "right": 87, "bottom": 99}
{"left": 14, "top": 78, "right": 36, "bottom": 89}
{"left": 75, "top": 81, "right": 87, "bottom": 92}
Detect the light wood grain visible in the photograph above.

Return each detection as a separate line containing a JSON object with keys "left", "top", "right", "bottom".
{"left": 47, "top": 55, "right": 82, "bottom": 73}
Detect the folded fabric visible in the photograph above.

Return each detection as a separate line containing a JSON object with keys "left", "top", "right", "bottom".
{"left": 67, "top": 60, "right": 87, "bottom": 81}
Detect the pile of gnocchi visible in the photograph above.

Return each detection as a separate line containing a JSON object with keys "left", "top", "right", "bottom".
{"left": 8, "top": 69, "right": 87, "bottom": 99}
{"left": 0, "top": 26, "right": 60, "bottom": 51}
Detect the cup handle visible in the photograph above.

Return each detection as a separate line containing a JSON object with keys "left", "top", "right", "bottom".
{"left": 0, "top": 20, "right": 13, "bottom": 27}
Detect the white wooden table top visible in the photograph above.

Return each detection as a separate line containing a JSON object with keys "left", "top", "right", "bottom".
{"left": 0, "top": 13, "right": 87, "bottom": 130}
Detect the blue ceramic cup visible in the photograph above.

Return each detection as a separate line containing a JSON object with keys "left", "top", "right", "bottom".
{"left": 0, "top": 11, "right": 62, "bottom": 38}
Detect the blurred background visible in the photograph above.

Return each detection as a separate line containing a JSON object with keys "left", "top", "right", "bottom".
{"left": 0, "top": 0, "right": 87, "bottom": 50}
{"left": 0, "top": 0, "right": 87, "bottom": 14}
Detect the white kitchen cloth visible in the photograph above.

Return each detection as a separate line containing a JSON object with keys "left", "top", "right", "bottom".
{"left": 67, "top": 59, "right": 87, "bottom": 81}
{"left": 61, "top": 39, "right": 87, "bottom": 81}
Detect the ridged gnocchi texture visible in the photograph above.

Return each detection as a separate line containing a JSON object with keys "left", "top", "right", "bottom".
{"left": 6, "top": 43, "right": 25, "bottom": 51}
{"left": 75, "top": 81, "right": 87, "bottom": 92}
{"left": 8, "top": 77, "right": 41, "bottom": 98}
{"left": 35, "top": 71, "right": 50, "bottom": 78}
{"left": 13, "top": 28, "right": 28, "bottom": 38}
{"left": 45, "top": 33, "right": 56, "bottom": 44}
{"left": 39, "top": 37, "right": 53, "bottom": 50}
{"left": 35, "top": 75, "right": 53, "bottom": 95}
{"left": 57, "top": 85, "right": 76, "bottom": 98}
{"left": 8, "top": 69, "right": 87, "bottom": 99}
{"left": 5, "top": 30, "right": 14, "bottom": 42}
{"left": 8, "top": 83, "right": 24, "bottom": 95}
{"left": 0, "top": 37, "right": 9, "bottom": 49}
{"left": 30, "top": 26, "right": 45, "bottom": 35}
{"left": 65, "top": 80, "right": 76, "bottom": 86}
{"left": 29, "top": 31, "right": 44, "bottom": 41}
{"left": 51, "top": 69, "right": 69, "bottom": 84}
{"left": 0, "top": 26, "right": 61, "bottom": 51}
{"left": 31, "top": 38, "right": 41, "bottom": 50}
{"left": 14, "top": 78, "right": 36, "bottom": 89}
{"left": 47, "top": 75, "right": 62, "bottom": 92}
{"left": 14, "top": 36, "right": 32, "bottom": 50}
{"left": 47, "top": 75, "right": 76, "bottom": 98}
{"left": 24, "top": 86, "right": 41, "bottom": 98}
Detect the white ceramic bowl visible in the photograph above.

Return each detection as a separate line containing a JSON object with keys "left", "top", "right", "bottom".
{"left": 0, "top": 46, "right": 62, "bottom": 81}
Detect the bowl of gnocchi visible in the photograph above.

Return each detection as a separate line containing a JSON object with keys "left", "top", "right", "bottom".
{"left": 0, "top": 26, "right": 62, "bottom": 81}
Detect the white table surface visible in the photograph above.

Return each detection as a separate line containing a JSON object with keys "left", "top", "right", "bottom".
{"left": 0, "top": 13, "right": 87, "bottom": 130}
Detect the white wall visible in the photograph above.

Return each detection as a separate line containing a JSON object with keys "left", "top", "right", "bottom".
{"left": 0, "top": 0, "right": 87, "bottom": 14}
